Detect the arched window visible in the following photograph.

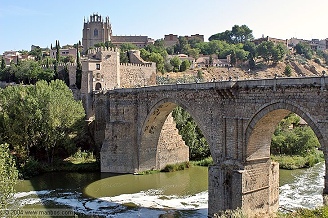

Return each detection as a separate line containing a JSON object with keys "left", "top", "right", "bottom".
{"left": 94, "top": 29, "right": 98, "bottom": 37}
{"left": 95, "top": 82, "right": 102, "bottom": 90}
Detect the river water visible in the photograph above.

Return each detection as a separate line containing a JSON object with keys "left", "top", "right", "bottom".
{"left": 12, "top": 162, "right": 325, "bottom": 217}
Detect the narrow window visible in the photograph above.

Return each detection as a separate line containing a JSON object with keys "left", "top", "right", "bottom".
{"left": 94, "top": 29, "right": 98, "bottom": 37}
{"left": 95, "top": 82, "right": 102, "bottom": 90}
{"left": 96, "top": 64, "right": 100, "bottom": 70}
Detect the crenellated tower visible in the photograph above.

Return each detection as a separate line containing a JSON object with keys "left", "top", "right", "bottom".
{"left": 82, "top": 13, "right": 112, "bottom": 53}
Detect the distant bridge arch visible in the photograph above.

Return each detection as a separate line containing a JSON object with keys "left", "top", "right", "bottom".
{"left": 245, "top": 100, "right": 325, "bottom": 161}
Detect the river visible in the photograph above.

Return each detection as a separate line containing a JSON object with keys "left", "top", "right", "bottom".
{"left": 12, "top": 162, "right": 325, "bottom": 217}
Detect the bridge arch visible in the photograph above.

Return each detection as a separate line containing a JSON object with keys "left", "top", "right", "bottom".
{"left": 138, "top": 98, "right": 212, "bottom": 171}
{"left": 245, "top": 100, "right": 325, "bottom": 161}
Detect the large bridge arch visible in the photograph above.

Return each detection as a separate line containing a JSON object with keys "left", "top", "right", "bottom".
{"left": 138, "top": 98, "right": 212, "bottom": 171}
{"left": 245, "top": 100, "right": 325, "bottom": 161}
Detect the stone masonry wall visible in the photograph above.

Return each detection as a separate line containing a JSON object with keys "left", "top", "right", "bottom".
{"left": 120, "top": 64, "right": 156, "bottom": 88}
{"left": 157, "top": 113, "right": 189, "bottom": 169}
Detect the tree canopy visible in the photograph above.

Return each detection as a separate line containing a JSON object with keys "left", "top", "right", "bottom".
{"left": 271, "top": 113, "right": 320, "bottom": 156}
{"left": 209, "top": 25, "right": 254, "bottom": 43}
{"left": 0, "top": 143, "right": 18, "bottom": 209}
{"left": 0, "top": 80, "right": 86, "bottom": 165}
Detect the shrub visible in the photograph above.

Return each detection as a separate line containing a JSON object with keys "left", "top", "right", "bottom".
{"left": 20, "top": 157, "right": 43, "bottom": 178}
{"left": 161, "top": 162, "right": 190, "bottom": 172}
{"left": 192, "top": 157, "right": 213, "bottom": 166}
{"left": 0, "top": 143, "right": 18, "bottom": 209}
{"left": 284, "top": 64, "right": 292, "bottom": 77}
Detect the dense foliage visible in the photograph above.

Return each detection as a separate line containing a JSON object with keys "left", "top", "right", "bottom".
{"left": 209, "top": 24, "right": 254, "bottom": 44}
{"left": 135, "top": 24, "right": 289, "bottom": 74}
{"left": 0, "top": 80, "right": 86, "bottom": 171}
{"left": 172, "top": 106, "right": 210, "bottom": 160}
{"left": 295, "top": 42, "right": 313, "bottom": 60}
{"left": 271, "top": 113, "right": 320, "bottom": 156}
{"left": 0, "top": 143, "right": 18, "bottom": 209}
{"left": 0, "top": 59, "right": 54, "bottom": 84}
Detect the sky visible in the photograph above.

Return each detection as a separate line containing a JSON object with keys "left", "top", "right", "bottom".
{"left": 1, "top": 0, "right": 328, "bottom": 54}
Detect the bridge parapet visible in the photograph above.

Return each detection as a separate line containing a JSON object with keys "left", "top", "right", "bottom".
{"left": 235, "top": 76, "right": 326, "bottom": 90}
{"left": 99, "top": 76, "right": 326, "bottom": 95}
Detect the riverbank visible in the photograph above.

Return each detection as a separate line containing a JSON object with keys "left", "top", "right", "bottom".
{"left": 271, "top": 150, "right": 324, "bottom": 170}
{"left": 20, "top": 150, "right": 99, "bottom": 179}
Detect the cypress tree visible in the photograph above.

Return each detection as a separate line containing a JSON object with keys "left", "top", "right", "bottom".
{"left": 1, "top": 57, "right": 5, "bottom": 70}
{"left": 76, "top": 43, "right": 82, "bottom": 89}
{"left": 54, "top": 40, "right": 59, "bottom": 79}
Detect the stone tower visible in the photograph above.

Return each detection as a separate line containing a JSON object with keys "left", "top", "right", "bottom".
{"left": 82, "top": 13, "right": 112, "bottom": 53}
{"left": 81, "top": 47, "right": 120, "bottom": 119}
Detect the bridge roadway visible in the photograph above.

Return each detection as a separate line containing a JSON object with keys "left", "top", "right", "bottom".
{"left": 94, "top": 76, "right": 328, "bottom": 216}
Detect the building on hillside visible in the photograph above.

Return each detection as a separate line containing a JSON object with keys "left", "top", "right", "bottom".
{"left": 82, "top": 13, "right": 154, "bottom": 53}
{"left": 50, "top": 48, "right": 77, "bottom": 60}
{"left": 163, "top": 34, "right": 204, "bottom": 47}
{"left": 164, "top": 34, "right": 178, "bottom": 47}
{"left": 167, "top": 54, "right": 195, "bottom": 69}
{"left": 288, "top": 37, "right": 328, "bottom": 51}
{"left": 252, "top": 35, "right": 288, "bottom": 47}
{"left": 195, "top": 55, "right": 231, "bottom": 68}
{"left": 1, "top": 51, "right": 35, "bottom": 66}
{"left": 110, "top": 35, "right": 154, "bottom": 48}
{"left": 309, "top": 39, "right": 328, "bottom": 51}
{"left": 288, "top": 37, "right": 310, "bottom": 47}
{"left": 184, "top": 34, "right": 204, "bottom": 42}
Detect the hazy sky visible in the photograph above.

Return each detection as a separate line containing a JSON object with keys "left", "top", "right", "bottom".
{"left": 1, "top": 0, "right": 327, "bottom": 54}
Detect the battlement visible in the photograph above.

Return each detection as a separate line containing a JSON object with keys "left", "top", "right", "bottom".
{"left": 120, "top": 62, "right": 154, "bottom": 68}
{"left": 41, "top": 62, "right": 77, "bottom": 68}
{"left": 87, "top": 47, "right": 119, "bottom": 55}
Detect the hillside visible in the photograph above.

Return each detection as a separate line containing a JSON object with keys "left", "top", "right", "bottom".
{"left": 162, "top": 54, "right": 328, "bottom": 83}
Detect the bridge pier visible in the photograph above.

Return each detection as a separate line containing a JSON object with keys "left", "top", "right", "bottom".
{"left": 208, "top": 159, "right": 279, "bottom": 217}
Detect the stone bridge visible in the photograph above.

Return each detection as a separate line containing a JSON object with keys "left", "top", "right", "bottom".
{"left": 94, "top": 76, "right": 328, "bottom": 216}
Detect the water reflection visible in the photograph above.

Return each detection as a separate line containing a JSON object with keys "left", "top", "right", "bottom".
{"left": 85, "top": 167, "right": 208, "bottom": 198}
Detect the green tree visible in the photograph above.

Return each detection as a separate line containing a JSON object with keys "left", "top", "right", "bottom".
{"left": 257, "top": 41, "right": 275, "bottom": 62}
{"left": 76, "top": 47, "right": 82, "bottom": 89}
{"left": 105, "top": 41, "right": 114, "bottom": 49}
{"left": 149, "top": 53, "right": 165, "bottom": 73}
{"left": 38, "top": 68, "right": 55, "bottom": 82}
{"left": 272, "top": 43, "right": 287, "bottom": 63}
{"left": 0, "top": 143, "right": 18, "bottom": 209}
{"left": 284, "top": 64, "right": 292, "bottom": 77}
{"left": 1, "top": 57, "right": 5, "bottom": 70}
{"left": 209, "top": 30, "right": 233, "bottom": 43}
{"left": 209, "top": 25, "right": 253, "bottom": 44}
{"left": 170, "top": 56, "right": 182, "bottom": 72}
{"left": 15, "top": 60, "right": 44, "bottom": 84}
{"left": 119, "top": 43, "right": 138, "bottom": 63}
{"left": 187, "top": 48, "right": 200, "bottom": 59}
{"left": 54, "top": 40, "right": 60, "bottom": 78}
{"left": 230, "top": 50, "right": 237, "bottom": 66}
{"left": 0, "top": 80, "right": 85, "bottom": 164}
{"left": 174, "top": 36, "right": 190, "bottom": 54}
{"left": 172, "top": 107, "right": 210, "bottom": 160}
{"left": 62, "top": 55, "right": 75, "bottom": 63}
{"left": 295, "top": 42, "right": 313, "bottom": 60}
{"left": 29, "top": 47, "right": 42, "bottom": 61}
{"left": 180, "top": 60, "right": 191, "bottom": 72}
{"left": 271, "top": 113, "right": 319, "bottom": 156}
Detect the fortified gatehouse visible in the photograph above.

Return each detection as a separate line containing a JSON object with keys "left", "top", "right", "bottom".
{"left": 95, "top": 76, "right": 328, "bottom": 216}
